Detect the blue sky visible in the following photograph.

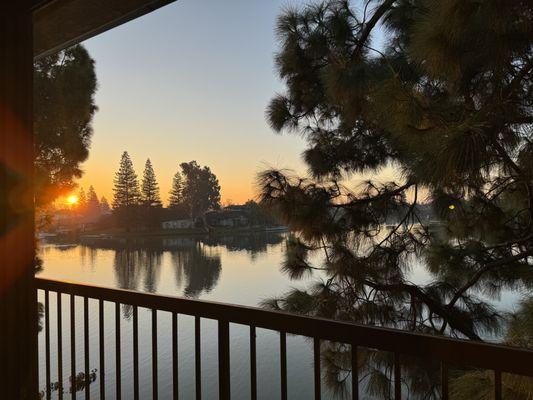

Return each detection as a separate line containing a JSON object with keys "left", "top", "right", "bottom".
{"left": 79, "top": 0, "right": 391, "bottom": 204}
{"left": 80, "top": 0, "right": 311, "bottom": 204}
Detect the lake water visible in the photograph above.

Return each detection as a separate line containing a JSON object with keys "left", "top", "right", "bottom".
{"left": 37, "top": 232, "right": 524, "bottom": 399}
{"left": 38, "top": 232, "right": 329, "bottom": 400}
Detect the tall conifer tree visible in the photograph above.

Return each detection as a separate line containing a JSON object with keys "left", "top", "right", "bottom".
{"left": 168, "top": 170, "right": 184, "bottom": 208}
{"left": 77, "top": 187, "right": 87, "bottom": 212}
{"left": 112, "top": 151, "right": 140, "bottom": 209}
{"left": 86, "top": 185, "right": 100, "bottom": 217}
{"left": 141, "top": 159, "right": 162, "bottom": 207}
{"left": 100, "top": 196, "right": 111, "bottom": 215}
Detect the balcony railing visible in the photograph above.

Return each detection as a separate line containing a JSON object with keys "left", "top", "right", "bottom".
{"left": 36, "top": 277, "right": 533, "bottom": 400}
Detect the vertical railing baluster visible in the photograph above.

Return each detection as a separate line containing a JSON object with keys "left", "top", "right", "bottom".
{"left": 280, "top": 331, "right": 287, "bottom": 400}
{"left": 351, "top": 345, "right": 358, "bottom": 400}
{"left": 313, "top": 338, "right": 321, "bottom": 400}
{"left": 441, "top": 362, "right": 448, "bottom": 400}
{"left": 152, "top": 309, "right": 158, "bottom": 400}
{"left": 99, "top": 300, "right": 105, "bottom": 400}
{"left": 45, "top": 290, "right": 51, "bottom": 400}
{"left": 84, "top": 297, "right": 90, "bottom": 400}
{"left": 195, "top": 316, "right": 201, "bottom": 400}
{"left": 35, "top": 280, "right": 533, "bottom": 400}
{"left": 250, "top": 326, "right": 257, "bottom": 400}
{"left": 218, "top": 320, "right": 230, "bottom": 400}
{"left": 394, "top": 353, "right": 401, "bottom": 400}
{"left": 494, "top": 370, "right": 502, "bottom": 400}
{"left": 115, "top": 303, "right": 121, "bottom": 400}
{"left": 133, "top": 306, "right": 139, "bottom": 400}
{"left": 172, "top": 312, "right": 179, "bottom": 400}
{"left": 58, "top": 293, "right": 63, "bottom": 400}
{"left": 70, "top": 295, "right": 75, "bottom": 400}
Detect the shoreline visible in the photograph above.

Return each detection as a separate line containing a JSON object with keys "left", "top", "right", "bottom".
{"left": 65, "top": 225, "right": 289, "bottom": 239}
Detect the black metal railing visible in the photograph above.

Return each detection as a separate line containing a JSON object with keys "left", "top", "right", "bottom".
{"left": 36, "top": 277, "right": 533, "bottom": 400}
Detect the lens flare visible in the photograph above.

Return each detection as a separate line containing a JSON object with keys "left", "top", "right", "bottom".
{"left": 67, "top": 195, "right": 78, "bottom": 205}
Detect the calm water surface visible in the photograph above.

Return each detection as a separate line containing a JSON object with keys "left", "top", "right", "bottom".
{"left": 38, "top": 233, "right": 327, "bottom": 400}
{"left": 38, "top": 232, "right": 523, "bottom": 399}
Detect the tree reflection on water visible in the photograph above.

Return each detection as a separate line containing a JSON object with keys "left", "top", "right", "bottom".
{"left": 72, "top": 233, "right": 284, "bottom": 317}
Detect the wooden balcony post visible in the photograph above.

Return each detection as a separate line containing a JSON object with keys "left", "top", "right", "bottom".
{"left": 0, "top": 2, "right": 37, "bottom": 399}
{"left": 218, "top": 320, "right": 230, "bottom": 400}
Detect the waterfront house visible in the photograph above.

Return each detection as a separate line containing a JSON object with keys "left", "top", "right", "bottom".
{"left": 205, "top": 209, "right": 249, "bottom": 228}
{"left": 161, "top": 219, "right": 195, "bottom": 230}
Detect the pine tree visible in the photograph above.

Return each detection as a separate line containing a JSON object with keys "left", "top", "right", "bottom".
{"left": 100, "top": 196, "right": 111, "bottom": 215}
{"left": 77, "top": 187, "right": 87, "bottom": 212}
{"left": 86, "top": 185, "right": 100, "bottom": 218}
{"left": 141, "top": 159, "right": 162, "bottom": 207}
{"left": 112, "top": 151, "right": 140, "bottom": 210}
{"left": 168, "top": 170, "right": 184, "bottom": 208}
{"left": 259, "top": 0, "right": 533, "bottom": 396}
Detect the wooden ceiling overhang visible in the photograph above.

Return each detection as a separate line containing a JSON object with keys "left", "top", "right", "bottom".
{"left": 33, "top": 0, "right": 177, "bottom": 59}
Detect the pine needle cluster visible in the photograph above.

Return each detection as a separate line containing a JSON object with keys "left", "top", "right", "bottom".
{"left": 260, "top": 0, "right": 533, "bottom": 397}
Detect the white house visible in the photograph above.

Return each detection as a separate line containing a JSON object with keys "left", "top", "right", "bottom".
{"left": 161, "top": 219, "right": 194, "bottom": 230}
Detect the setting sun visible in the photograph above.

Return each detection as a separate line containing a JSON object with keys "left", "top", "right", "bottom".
{"left": 67, "top": 195, "right": 78, "bottom": 205}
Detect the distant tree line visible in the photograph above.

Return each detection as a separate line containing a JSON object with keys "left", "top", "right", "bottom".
{"left": 74, "top": 186, "right": 111, "bottom": 221}
{"left": 68, "top": 152, "right": 279, "bottom": 232}
{"left": 111, "top": 151, "right": 221, "bottom": 230}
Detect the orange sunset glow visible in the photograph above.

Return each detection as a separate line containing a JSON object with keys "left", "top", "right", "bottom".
{"left": 66, "top": 195, "right": 78, "bottom": 205}
{"left": 71, "top": 0, "right": 311, "bottom": 205}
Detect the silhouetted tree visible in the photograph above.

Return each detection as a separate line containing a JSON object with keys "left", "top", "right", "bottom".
{"left": 141, "top": 159, "right": 162, "bottom": 207}
{"left": 86, "top": 186, "right": 100, "bottom": 219}
{"left": 181, "top": 161, "right": 221, "bottom": 218}
{"left": 260, "top": 0, "right": 533, "bottom": 397}
{"left": 168, "top": 170, "right": 184, "bottom": 208}
{"left": 112, "top": 151, "right": 140, "bottom": 229}
{"left": 34, "top": 45, "right": 97, "bottom": 205}
{"left": 113, "top": 152, "right": 140, "bottom": 209}
{"left": 77, "top": 187, "right": 87, "bottom": 213}
{"left": 140, "top": 159, "right": 162, "bottom": 229}
{"left": 100, "top": 196, "right": 111, "bottom": 215}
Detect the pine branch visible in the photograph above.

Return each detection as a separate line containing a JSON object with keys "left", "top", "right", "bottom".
{"left": 332, "top": 182, "right": 413, "bottom": 207}
{"left": 447, "top": 249, "right": 533, "bottom": 309}
{"left": 482, "top": 234, "right": 533, "bottom": 252}
{"left": 503, "top": 56, "right": 533, "bottom": 99}
{"left": 366, "top": 280, "right": 482, "bottom": 340}
{"left": 371, "top": 184, "right": 417, "bottom": 253}
{"left": 351, "top": 0, "right": 396, "bottom": 62}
